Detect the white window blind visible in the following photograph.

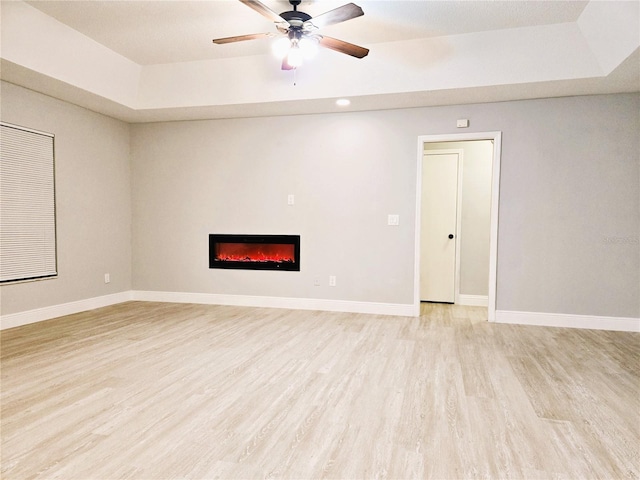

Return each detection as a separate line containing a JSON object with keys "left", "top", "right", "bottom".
{"left": 0, "top": 122, "right": 57, "bottom": 283}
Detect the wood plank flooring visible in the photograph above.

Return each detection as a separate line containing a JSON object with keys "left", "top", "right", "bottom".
{"left": 1, "top": 301, "right": 638, "bottom": 479}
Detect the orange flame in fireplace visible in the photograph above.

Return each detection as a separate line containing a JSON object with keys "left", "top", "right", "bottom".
{"left": 214, "top": 242, "right": 295, "bottom": 263}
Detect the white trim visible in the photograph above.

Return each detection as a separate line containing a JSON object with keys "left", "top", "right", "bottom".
{"left": 3, "top": 292, "right": 637, "bottom": 332}
{"left": 455, "top": 151, "right": 464, "bottom": 306}
{"left": 0, "top": 291, "right": 133, "bottom": 330}
{"left": 131, "top": 290, "right": 415, "bottom": 317}
{"left": 415, "top": 132, "right": 502, "bottom": 321}
{"left": 487, "top": 134, "right": 502, "bottom": 321}
{"left": 457, "top": 294, "right": 489, "bottom": 307}
{"left": 495, "top": 310, "right": 640, "bottom": 332}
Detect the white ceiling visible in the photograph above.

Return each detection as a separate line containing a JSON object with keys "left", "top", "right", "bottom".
{"left": 24, "top": 0, "right": 590, "bottom": 64}
{"left": 1, "top": 0, "right": 639, "bottom": 122}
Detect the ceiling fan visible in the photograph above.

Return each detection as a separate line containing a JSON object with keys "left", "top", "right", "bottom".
{"left": 212, "top": 0, "right": 369, "bottom": 70}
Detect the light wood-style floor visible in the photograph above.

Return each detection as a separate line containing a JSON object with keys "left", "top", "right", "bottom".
{"left": 1, "top": 301, "right": 638, "bottom": 479}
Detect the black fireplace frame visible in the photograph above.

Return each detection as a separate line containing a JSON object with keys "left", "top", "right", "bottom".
{"left": 208, "top": 234, "right": 301, "bottom": 271}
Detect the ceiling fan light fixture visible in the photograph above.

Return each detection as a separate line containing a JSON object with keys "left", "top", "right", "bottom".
{"left": 272, "top": 36, "right": 291, "bottom": 58}
{"left": 213, "top": 0, "right": 369, "bottom": 71}
{"left": 287, "top": 45, "right": 304, "bottom": 67}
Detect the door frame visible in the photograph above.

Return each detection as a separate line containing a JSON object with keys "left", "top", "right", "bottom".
{"left": 414, "top": 132, "right": 502, "bottom": 321}
{"left": 420, "top": 148, "right": 464, "bottom": 304}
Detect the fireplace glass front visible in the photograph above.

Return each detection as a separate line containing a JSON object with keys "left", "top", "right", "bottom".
{"left": 209, "top": 234, "right": 300, "bottom": 271}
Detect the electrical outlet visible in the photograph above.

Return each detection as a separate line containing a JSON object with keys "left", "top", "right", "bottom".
{"left": 104, "top": 273, "right": 110, "bottom": 284}
{"left": 287, "top": 194, "right": 295, "bottom": 206}
{"left": 314, "top": 276, "right": 320, "bottom": 286}
{"left": 329, "top": 275, "right": 336, "bottom": 287}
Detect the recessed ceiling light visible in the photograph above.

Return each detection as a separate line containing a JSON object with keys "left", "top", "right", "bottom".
{"left": 336, "top": 98, "right": 351, "bottom": 107}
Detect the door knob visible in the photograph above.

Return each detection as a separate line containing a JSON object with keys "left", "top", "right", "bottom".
{"left": 448, "top": 234, "right": 454, "bottom": 239}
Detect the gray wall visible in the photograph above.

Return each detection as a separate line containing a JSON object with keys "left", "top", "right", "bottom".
{"left": 0, "top": 82, "right": 132, "bottom": 315}
{"left": 1, "top": 81, "right": 638, "bottom": 321}
{"left": 131, "top": 93, "right": 639, "bottom": 318}
{"left": 424, "top": 140, "right": 493, "bottom": 297}
{"left": 496, "top": 94, "right": 639, "bottom": 318}
{"left": 130, "top": 113, "right": 416, "bottom": 304}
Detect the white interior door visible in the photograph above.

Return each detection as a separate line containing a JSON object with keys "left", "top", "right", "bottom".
{"left": 420, "top": 152, "right": 460, "bottom": 302}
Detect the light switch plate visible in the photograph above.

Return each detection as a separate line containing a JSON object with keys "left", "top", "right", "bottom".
{"left": 388, "top": 214, "right": 400, "bottom": 226}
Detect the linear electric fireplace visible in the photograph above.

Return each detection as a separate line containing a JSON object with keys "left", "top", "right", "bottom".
{"left": 209, "top": 234, "right": 300, "bottom": 271}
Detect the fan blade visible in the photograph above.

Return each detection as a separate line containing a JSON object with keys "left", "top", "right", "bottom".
{"left": 239, "top": 0, "right": 287, "bottom": 24}
{"left": 307, "top": 3, "right": 364, "bottom": 29}
{"left": 319, "top": 36, "right": 369, "bottom": 58}
{"left": 212, "top": 32, "right": 272, "bottom": 44}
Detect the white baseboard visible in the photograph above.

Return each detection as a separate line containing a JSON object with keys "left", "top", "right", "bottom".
{"left": 0, "top": 291, "right": 133, "bottom": 330}
{"left": 4, "top": 292, "right": 637, "bottom": 332}
{"left": 495, "top": 310, "right": 640, "bottom": 332}
{"left": 457, "top": 294, "right": 489, "bottom": 307}
{"left": 131, "top": 290, "right": 415, "bottom": 317}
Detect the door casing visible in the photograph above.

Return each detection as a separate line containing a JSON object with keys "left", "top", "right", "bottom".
{"left": 414, "top": 132, "right": 502, "bottom": 321}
